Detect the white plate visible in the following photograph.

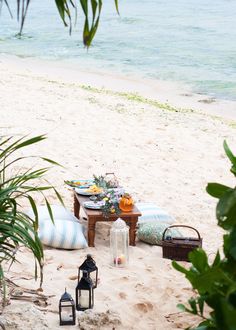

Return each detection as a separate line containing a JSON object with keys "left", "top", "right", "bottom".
{"left": 75, "top": 188, "right": 102, "bottom": 196}
{"left": 70, "top": 179, "right": 93, "bottom": 188}
{"left": 83, "top": 201, "right": 105, "bottom": 210}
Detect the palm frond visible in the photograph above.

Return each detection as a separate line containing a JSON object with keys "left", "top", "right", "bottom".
{"left": 0, "top": 135, "right": 64, "bottom": 295}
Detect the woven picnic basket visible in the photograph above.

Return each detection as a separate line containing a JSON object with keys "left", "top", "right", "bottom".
{"left": 162, "top": 225, "right": 202, "bottom": 262}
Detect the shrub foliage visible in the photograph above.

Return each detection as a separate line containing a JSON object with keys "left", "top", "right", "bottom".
{"left": 173, "top": 140, "right": 236, "bottom": 330}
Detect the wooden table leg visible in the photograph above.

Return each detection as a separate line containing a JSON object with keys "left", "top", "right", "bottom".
{"left": 74, "top": 194, "right": 80, "bottom": 219}
{"left": 128, "top": 217, "right": 138, "bottom": 246}
{"left": 88, "top": 217, "right": 96, "bottom": 247}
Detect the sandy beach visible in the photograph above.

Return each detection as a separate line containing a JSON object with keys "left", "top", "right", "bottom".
{"left": 0, "top": 54, "right": 236, "bottom": 329}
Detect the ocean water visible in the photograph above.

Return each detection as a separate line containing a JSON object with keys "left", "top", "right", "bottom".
{"left": 0, "top": 0, "right": 236, "bottom": 100}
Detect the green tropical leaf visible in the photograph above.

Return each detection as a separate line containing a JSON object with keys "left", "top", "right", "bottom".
{"left": 212, "top": 251, "right": 221, "bottom": 267}
{"left": 14, "top": 135, "right": 46, "bottom": 151}
{"left": 45, "top": 198, "right": 54, "bottom": 224}
{"left": 228, "top": 228, "right": 236, "bottom": 260}
{"left": 189, "top": 249, "right": 209, "bottom": 273}
{"left": 223, "top": 140, "right": 236, "bottom": 166}
{"left": 172, "top": 260, "right": 189, "bottom": 275}
{"left": 177, "top": 303, "right": 188, "bottom": 312}
{"left": 53, "top": 187, "right": 65, "bottom": 206}
{"left": 217, "top": 189, "right": 236, "bottom": 229}
{"left": 206, "top": 183, "right": 232, "bottom": 199}
{"left": 223, "top": 140, "right": 236, "bottom": 176}
{"left": 41, "top": 157, "right": 62, "bottom": 167}
{"left": 114, "top": 0, "right": 119, "bottom": 14}
{"left": 189, "top": 298, "right": 198, "bottom": 314}
{"left": 27, "top": 195, "right": 39, "bottom": 231}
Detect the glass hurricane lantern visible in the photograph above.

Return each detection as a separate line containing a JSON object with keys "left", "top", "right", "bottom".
{"left": 110, "top": 218, "right": 129, "bottom": 267}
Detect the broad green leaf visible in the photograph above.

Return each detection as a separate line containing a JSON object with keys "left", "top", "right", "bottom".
{"left": 189, "top": 298, "right": 198, "bottom": 314}
{"left": 223, "top": 140, "right": 236, "bottom": 176}
{"left": 217, "top": 189, "right": 236, "bottom": 229}
{"left": 177, "top": 303, "right": 187, "bottom": 312}
{"left": 189, "top": 249, "right": 209, "bottom": 273}
{"left": 215, "top": 297, "right": 236, "bottom": 330}
{"left": 212, "top": 251, "right": 221, "bottom": 267}
{"left": 193, "top": 326, "right": 209, "bottom": 330}
{"left": 223, "top": 140, "right": 236, "bottom": 166}
{"left": 228, "top": 229, "right": 236, "bottom": 260}
{"left": 190, "top": 267, "right": 233, "bottom": 293}
{"left": 172, "top": 260, "right": 189, "bottom": 275}
{"left": 206, "top": 183, "right": 232, "bottom": 199}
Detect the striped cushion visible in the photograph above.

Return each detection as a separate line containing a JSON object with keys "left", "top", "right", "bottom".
{"left": 27, "top": 204, "right": 77, "bottom": 222}
{"left": 27, "top": 205, "right": 87, "bottom": 250}
{"left": 136, "top": 203, "right": 174, "bottom": 224}
{"left": 39, "top": 218, "right": 88, "bottom": 250}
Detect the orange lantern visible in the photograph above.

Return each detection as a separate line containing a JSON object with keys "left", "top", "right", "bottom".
{"left": 119, "top": 193, "right": 134, "bottom": 212}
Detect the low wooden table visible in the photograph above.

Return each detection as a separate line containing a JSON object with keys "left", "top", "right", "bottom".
{"left": 74, "top": 193, "right": 142, "bottom": 247}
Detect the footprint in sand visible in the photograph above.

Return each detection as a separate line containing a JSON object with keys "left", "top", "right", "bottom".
{"left": 134, "top": 302, "right": 153, "bottom": 313}
{"left": 121, "top": 276, "right": 129, "bottom": 281}
{"left": 68, "top": 275, "right": 77, "bottom": 280}
{"left": 119, "top": 292, "right": 127, "bottom": 299}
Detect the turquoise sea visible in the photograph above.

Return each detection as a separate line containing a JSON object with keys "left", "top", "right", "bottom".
{"left": 0, "top": 0, "right": 236, "bottom": 100}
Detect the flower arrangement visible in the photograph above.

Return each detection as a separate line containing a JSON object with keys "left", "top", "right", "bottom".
{"left": 100, "top": 189, "right": 121, "bottom": 218}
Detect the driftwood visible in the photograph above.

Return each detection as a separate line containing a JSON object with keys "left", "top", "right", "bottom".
{"left": 0, "top": 321, "right": 5, "bottom": 330}
{"left": 4, "top": 279, "right": 55, "bottom": 307}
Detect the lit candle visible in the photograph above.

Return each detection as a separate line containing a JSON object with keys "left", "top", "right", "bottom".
{"left": 114, "top": 254, "right": 126, "bottom": 265}
{"left": 79, "top": 294, "right": 90, "bottom": 308}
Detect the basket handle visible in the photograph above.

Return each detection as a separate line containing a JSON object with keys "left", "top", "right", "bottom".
{"left": 162, "top": 225, "right": 201, "bottom": 241}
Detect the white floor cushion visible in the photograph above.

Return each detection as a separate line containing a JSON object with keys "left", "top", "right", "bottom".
{"left": 39, "top": 218, "right": 88, "bottom": 250}
{"left": 136, "top": 202, "right": 175, "bottom": 224}
{"left": 27, "top": 204, "right": 87, "bottom": 249}
{"left": 27, "top": 204, "right": 77, "bottom": 222}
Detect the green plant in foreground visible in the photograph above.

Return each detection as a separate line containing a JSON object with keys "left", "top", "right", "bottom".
{"left": 0, "top": 135, "right": 63, "bottom": 296}
{"left": 173, "top": 140, "right": 236, "bottom": 330}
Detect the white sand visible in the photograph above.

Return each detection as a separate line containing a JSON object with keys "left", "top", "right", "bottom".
{"left": 0, "top": 55, "right": 236, "bottom": 329}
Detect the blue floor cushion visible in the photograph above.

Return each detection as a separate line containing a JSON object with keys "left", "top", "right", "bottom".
{"left": 136, "top": 202, "right": 175, "bottom": 224}
{"left": 137, "top": 222, "right": 182, "bottom": 246}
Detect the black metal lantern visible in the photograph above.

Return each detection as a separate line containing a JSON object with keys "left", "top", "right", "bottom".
{"left": 59, "top": 289, "right": 76, "bottom": 326}
{"left": 78, "top": 254, "right": 98, "bottom": 288}
{"left": 75, "top": 270, "right": 94, "bottom": 311}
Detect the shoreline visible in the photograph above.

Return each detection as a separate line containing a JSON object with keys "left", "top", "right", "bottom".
{"left": 1, "top": 53, "right": 236, "bottom": 121}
